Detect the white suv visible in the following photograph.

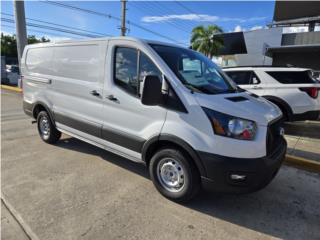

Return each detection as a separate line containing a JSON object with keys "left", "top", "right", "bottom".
{"left": 224, "top": 67, "right": 320, "bottom": 121}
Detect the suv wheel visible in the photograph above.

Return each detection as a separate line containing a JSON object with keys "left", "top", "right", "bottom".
{"left": 149, "top": 148, "right": 200, "bottom": 202}
{"left": 37, "top": 111, "right": 61, "bottom": 143}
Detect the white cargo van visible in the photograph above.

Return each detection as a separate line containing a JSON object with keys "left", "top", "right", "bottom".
{"left": 22, "top": 37, "right": 286, "bottom": 202}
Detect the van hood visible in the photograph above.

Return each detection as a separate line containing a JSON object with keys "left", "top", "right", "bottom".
{"left": 194, "top": 91, "right": 282, "bottom": 126}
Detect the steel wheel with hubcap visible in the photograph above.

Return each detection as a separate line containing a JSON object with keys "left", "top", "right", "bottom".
{"left": 149, "top": 148, "right": 200, "bottom": 202}
{"left": 37, "top": 111, "right": 61, "bottom": 144}
{"left": 39, "top": 115, "right": 51, "bottom": 140}
{"left": 157, "top": 158, "right": 185, "bottom": 193}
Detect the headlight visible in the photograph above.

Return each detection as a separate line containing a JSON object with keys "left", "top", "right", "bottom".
{"left": 202, "top": 107, "right": 257, "bottom": 140}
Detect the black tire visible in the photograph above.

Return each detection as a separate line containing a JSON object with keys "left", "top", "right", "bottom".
{"left": 269, "top": 101, "right": 289, "bottom": 122}
{"left": 37, "top": 111, "right": 61, "bottom": 144}
{"left": 149, "top": 148, "right": 200, "bottom": 202}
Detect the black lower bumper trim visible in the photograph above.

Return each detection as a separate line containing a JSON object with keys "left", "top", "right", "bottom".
{"left": 199, "top": 138, "right": 287, "bottom": 194}
{"left": 292, "top": 110, "right": 320, "bottom": 121}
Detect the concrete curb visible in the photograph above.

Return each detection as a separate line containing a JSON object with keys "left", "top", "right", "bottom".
{"left": 1, "top": 194, "right": 39, "bottom": 240}
{"left": 1, "top": 85, "right": 22, "bottom": 92}
{"left": 285, "top": 154, "right": 320, "bottom": 173}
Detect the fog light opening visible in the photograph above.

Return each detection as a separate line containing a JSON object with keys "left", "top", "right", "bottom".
{"left": 230, "top": 174, "right": 247, "bottom": 181}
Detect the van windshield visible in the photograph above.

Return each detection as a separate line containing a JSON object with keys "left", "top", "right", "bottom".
{"left": 150, "top": 44, "right": 237, "bottom": 94}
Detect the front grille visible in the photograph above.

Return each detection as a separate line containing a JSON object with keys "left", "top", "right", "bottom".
{"left": 266, "top": 118, "right": 284, "bottom": 156}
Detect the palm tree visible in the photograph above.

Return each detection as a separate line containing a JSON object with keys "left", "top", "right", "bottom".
{"left": 190, "top": 25, "right": 224, "bottom": 58}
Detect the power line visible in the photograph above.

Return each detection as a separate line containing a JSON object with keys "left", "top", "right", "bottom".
{"left": 128, "top": 2, "right": 191, "bottom": 33}
{"left": 41, "top": 0, "right": 187, "bottom": 46}
{"left": 175, "top": 1, "right": 196, "bottom": 15}
{"left": 1, "top": 12, "right": 112, "bottom": 37}
{"left": 42, "top": 1, "right": 119, "bottom": 21}
{"left": 1, "top": 23, "right": 82, "bottom": 39}
{"left": 143, "top": 1, "right": 195, "bottom": 30}
{"left": 2, "top": 17, "right": 103, "bottom": 38}
{"left": 151, "top": 1, "right": 195, "bottom": 29}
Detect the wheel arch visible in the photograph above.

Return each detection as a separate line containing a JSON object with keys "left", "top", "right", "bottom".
{"left": 32, "top": 101, "right": 56, "bottom": 126}
{"left": 142, "top": 134, "right": 207, "bottom": 177}
{"left": 263, "top": 95, "right": 293, "bottom": 121}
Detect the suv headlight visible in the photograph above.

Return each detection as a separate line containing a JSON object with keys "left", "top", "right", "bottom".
{"left": 202, "top": 107, "right": 257, "bottom": 140}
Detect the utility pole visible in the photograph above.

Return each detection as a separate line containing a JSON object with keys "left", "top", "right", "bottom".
{"left": 13, "top": 0, "right": 27, "bottom": 68}
{"left": 120, "top": 0, "right": 127, "bottom": 36}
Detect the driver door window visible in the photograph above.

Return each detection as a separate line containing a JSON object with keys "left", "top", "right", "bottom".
{"left": 114, "top": 48, "right": 162, "bottom": 96}
{"left": 139, "top": 53, "right": 162, "bottom": 82}
{"left": 114, "top": 47, "right": 138, "bottom": 95}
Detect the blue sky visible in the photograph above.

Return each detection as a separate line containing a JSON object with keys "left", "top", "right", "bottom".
{"left": 1, "top": 1, "right": 275, "bottom": 46}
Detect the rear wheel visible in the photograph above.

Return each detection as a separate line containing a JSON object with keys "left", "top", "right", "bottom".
{"left": 37, "top": 111, "right": 61, "bottom": 143}
{"left": 149, "top": 148, "right": 200, "bottom": 202}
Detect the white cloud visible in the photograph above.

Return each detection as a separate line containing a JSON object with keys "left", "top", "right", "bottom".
{"left": 142, "top": 14, "right": 218, "bottom": 23}
{"left": 231, "top": 25, "right": 266, "bottom": 33}
{"left": 220, "top": 16, "right": 266, "bottom": 23}
{"left": 43, "top": 35, "right": 72, "bottom": 42}
{"left": 234, "top": 25, "right": 243, "bottom": 32}
{"left": 250, "top": 25, "right": 264, "bottom": 31}
{"left": 141, "top": 14, "right": 266, "bottom": 23}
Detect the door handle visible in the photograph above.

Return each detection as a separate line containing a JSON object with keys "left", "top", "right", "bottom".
{"left": 106, "top": 94, "right": 118, "bottom": 101}
{"left": 90, "top": 90, "right": 100, "bottom": 96}
{"left": 253, "top": 86, "right": 262, "bottom": 89}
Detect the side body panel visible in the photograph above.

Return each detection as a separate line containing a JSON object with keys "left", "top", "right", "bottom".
{"left": 49, "top": 42, "right": 106, "bottom": 137}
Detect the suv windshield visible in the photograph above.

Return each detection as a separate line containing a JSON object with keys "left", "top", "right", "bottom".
{"left": 150, "top": 44, "right": 237, "bottom": 94}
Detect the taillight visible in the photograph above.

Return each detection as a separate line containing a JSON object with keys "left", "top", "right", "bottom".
{"left": 299, "top": 87, "right": 319, "bottom": 99}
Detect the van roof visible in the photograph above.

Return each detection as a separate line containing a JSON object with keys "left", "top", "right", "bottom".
{"left": 25, "top": 36, "right": 185, "bottom": 49}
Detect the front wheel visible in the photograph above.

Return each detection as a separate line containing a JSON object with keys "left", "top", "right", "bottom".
{"left": 149, "top": 148, "right": 200, "bottom": 202}
{"left": 37, "top": 111, "right": 61, "bottom": 144}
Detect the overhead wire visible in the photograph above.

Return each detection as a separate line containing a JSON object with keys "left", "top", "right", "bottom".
{"left": 2, "top": 17, "right": 103, "bottom": 38}
{"left": 128, "top": 2, "right": 190, "bottom": 34}
{"left": 1, "top": 23, "right": 82, "bottom": 39}
{"left": 1, "top": 12, "right": 111, "bottom": 37}
{"left": 146, "top": 1, "right": 195, "bottom": 30}
{"left": 41, "top": 0, "right": 187, "bottom": 46}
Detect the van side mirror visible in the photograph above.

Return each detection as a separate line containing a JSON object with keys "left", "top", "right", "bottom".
{"left": 141, "top": 75, "right": 162, "bottom": 106}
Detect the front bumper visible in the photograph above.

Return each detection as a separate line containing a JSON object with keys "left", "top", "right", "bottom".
{"left": 199, "top": 137, "right": 287, "bottom": 194}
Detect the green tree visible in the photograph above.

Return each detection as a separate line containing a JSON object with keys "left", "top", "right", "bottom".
{"left": 190, "top": 25, "right": 224, "bottom": 58}
{"left": 1, "top": 33, "right": 18, "bottom": 58}
{"left": 1, "top": 33, "right": 50, "bottom": 58}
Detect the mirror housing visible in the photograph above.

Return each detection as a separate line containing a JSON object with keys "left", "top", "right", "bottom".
{"left": 141, "top": 75, "right": 163, "bottom": 106}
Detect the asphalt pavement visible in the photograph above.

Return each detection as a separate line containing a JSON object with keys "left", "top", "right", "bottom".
{"left": 1, "top": 89, "right": 320, "bottom": 240}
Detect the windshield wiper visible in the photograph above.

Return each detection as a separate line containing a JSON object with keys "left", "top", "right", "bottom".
{"left": 183, "top": 84, "right": 202, "bottom": 94}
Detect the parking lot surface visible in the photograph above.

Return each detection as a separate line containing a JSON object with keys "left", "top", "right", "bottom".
{"left": 2, "top": 89, "right": 320, "bottom": 240}
{"left": 285, "top": 122, "right": 320, "bottom": 162}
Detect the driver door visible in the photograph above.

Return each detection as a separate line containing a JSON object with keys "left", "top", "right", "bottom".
{"left": 102, "top": 40, "right": 167, "bottom": 158}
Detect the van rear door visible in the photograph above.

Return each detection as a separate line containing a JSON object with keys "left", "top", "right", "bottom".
{"left": 101, "top": 39, "right": 167, "bottom": 157}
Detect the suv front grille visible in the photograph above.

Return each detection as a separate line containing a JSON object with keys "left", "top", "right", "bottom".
{"left": 266, "top": 118, "right": 284, "bottom": 156}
